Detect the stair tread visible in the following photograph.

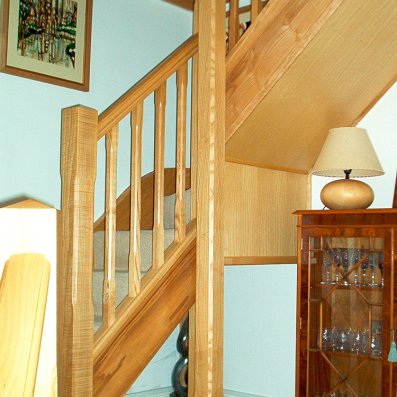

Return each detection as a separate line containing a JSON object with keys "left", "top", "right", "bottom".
{"left": 94, "top": 228, "right": 175, "bottom": 272}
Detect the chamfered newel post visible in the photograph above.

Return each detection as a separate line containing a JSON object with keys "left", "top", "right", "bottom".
{"left": 195, "top": 0, "right": 226, "bottom": 396}
{"left": 59, "top": 105, "right": 97, "bottom": 396}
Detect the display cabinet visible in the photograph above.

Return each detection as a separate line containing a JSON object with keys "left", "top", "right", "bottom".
{"left": 295, "top": 209, "right": 397, "bottom": 397}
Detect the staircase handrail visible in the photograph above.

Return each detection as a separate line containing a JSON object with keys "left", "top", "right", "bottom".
{"left": 98, "top": 34, "right": 198, "bottom": 140}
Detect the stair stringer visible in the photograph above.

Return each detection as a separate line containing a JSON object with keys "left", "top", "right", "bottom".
{"left": 93, "top": 222, "right": 196, "bottom": 397}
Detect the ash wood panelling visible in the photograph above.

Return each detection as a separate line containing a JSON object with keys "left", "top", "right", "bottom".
{"left": 153, "top": 82, "right": 167, "bottom": 269}
{"left": 224, "top": 256, "right": 297, "bottom": 265}
{"left": 93, "top": 224, "right": 197, "bottom": 397}
{"left": 195, "top": 0, "right": 226, "bottom": 395}
{"left": 226, "top": 0, "right": 397, "bottom": 172}
{"left": 175, "top": 64, "right": 188, "bottom": 243}
{"left": 98, "top": 35, "right": 198, "bottom": 139}
{"left": 60, "top": 105, "right": 97, "bottom": 396}
{"left": 128, "top": 104, "right": 144, "bottom": 298}
{"left": 224, "top": 162, "right": 310, "bottom": 258}
{"left": 94, "top": 168, "right": 191, "bottom": 232}
{"left": 0, "top": 254, "right": 50, "bottom": 397}
{"left": 225, "top": 0, "right": 343, "bottom": 142}
{"left": 103, "top": 128, "right": 119, "bottom": 329}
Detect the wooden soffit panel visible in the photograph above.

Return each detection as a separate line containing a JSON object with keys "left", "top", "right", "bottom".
{"left": 226, "top": 0, "right": 397, "bottom": 173}
{"left": 224, "top": 162, "right": 310, "bottom": 258}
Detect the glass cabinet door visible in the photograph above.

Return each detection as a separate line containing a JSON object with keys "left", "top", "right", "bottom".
{"left": 307, "top": 235, "right": 387, "bottom": 397}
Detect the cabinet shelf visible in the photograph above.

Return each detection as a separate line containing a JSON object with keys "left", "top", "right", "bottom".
{"left": 308, "top": 347, "right": 383, "bottom": 361}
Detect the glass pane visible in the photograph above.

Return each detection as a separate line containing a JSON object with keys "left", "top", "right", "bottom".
{"left": 307, "top": 236, "right": 385, "bottom": 397}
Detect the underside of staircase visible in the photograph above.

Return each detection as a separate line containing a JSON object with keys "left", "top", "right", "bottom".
{"left": 225, "top": 0, "right": 397, "bottom": 173}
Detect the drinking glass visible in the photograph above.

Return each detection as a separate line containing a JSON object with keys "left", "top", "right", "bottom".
{"left": 352, "top": 329, "right": 362, "bottom": 354}
{"left": 371, "top": 332, "right": 382, "bottom": 356}
{"left": 337, "top": 328, "right": 349, "bottom": 352}
{"left": 321, "top": 250, "right": 333, "bottom": 285}
{"left": 369, "top": 252, "right": 379, "bottom": 287}
{"left": 360, "top": 251, "right": 369, "bottom": 286}
{"left": 378, "top": 252, "right": 384, "bottom": 287}
{"left": 341, "top": 248, "right": 350, "bottom": 286}
{"left": 353, "top": 248, "right": 361, "bottom": 286}
{"left": 333, "top": 248, "right": 343, "bottom": 284}
{"left": 360, "top": 329, "right": 369, "bottom": 355}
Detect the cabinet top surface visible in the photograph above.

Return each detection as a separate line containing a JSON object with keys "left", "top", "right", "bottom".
{"left": 294, "top": 208, "right": 397, "bottom": 215}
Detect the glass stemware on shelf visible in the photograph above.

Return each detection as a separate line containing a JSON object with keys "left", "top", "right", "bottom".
{"left": 320, "top": 247, "right": 384, "bottom": 288}
{"left": 321, "top": 327, "right": 378, "bottom": 356}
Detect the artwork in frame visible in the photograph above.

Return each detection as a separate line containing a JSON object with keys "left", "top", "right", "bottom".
{"left": 0, "top": 0, "right": 92, "bottom": 91}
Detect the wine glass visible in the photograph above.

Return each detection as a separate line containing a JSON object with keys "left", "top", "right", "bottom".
{"left": 353, "top": 248, "right": 361, "bottom": 286}
{"left": 378, "top": 252, "right": 384, "bottom": 287}
{"left": 360, "top": 251, "right": 369, "bottom": 286}
{"left": 341, "top": 248, "right": 350, "bottom": 286}
{"left": 321, "top": 249, "right": 332, "bottom": 285}
{"left": 369, "top": 252, "right": 379, "bottom": 287}
{"left": 333, "top": 248, "right": 343, "bottom": 284}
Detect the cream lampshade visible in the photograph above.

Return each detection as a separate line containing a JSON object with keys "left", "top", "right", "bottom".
{"left": 312, "top": 127, "right": 384, "bottom": 210}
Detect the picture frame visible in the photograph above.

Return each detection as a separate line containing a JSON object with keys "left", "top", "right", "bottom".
{"left": 0, "top": 0, "right": 92, "bottom": 91}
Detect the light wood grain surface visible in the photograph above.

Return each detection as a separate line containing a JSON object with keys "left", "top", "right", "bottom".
{"left": 0, "top": 202, "right": 59, "bottom": 397}
{"left": 175, "top": 63, "right": 188, "bottom": 243}
{"left": 128, "top": 104, "right": 144, "bottom": 298}
{"left": 60, "top": 105, "right": 97, "bottom": 396}
{"left": 195, "top": 0, "right": 226, "bottom": 395}
{"left": 103, "top": 127, "right": 119, "bottom": 329}
{"left": 224, "top": 162, "right": 310, "bottom": 258}
{"left": 226, "top": 0, "right": 397, "bottom": 172}
{"left": 226, "top": 0, "right": 343, "bottom": 141}
{"left": 0, "top": 254, "right": 50, "bottom": 397}
{"left": 153, "top": 82, "right": 167, "bottom": 270}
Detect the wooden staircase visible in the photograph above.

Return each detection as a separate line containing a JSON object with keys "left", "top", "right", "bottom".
{"left": 58, "top": 0, "right": 397, "bottom": 395}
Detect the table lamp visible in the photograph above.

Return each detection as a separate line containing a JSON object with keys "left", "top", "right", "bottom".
{"left": 311, "top": 127, "right": 384, "bottom": 209}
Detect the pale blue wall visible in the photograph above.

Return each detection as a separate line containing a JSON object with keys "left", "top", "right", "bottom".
{"left": 224, "top": 265, "right": 297, "bottom": 397}
{"left": 0, "top": 0, "right": 192, "bottom": 209}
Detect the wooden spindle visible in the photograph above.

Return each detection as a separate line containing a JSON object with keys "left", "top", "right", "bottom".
{"left": 229, "top": 0, "right": 239, "bottom": 50}
{"left": 251, "top": 0, "right": 263, "bottom": 23}
{"left": 128, "top": 103, "right": 143, "bottom": 298}
{"left": 153, "top": 82, "right": 166, "bottom": 269}
{"left": 103, "top": 126, "right": 119, "bottom": 329}
{"left": 175, "top": 64, "right": 188, "bottom": 243}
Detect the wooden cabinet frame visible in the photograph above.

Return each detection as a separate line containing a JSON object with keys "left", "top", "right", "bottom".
{"left": 295, "top": 209, "right": 397, "bottom": 397}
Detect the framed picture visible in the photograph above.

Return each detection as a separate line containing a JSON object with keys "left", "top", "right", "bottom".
{"left": 0, "top": 0, "right": 92, "bottom": 91}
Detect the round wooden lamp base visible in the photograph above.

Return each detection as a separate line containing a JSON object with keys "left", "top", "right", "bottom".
{"left": 320, "top": 179, "right": 374, "bottom": 210}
